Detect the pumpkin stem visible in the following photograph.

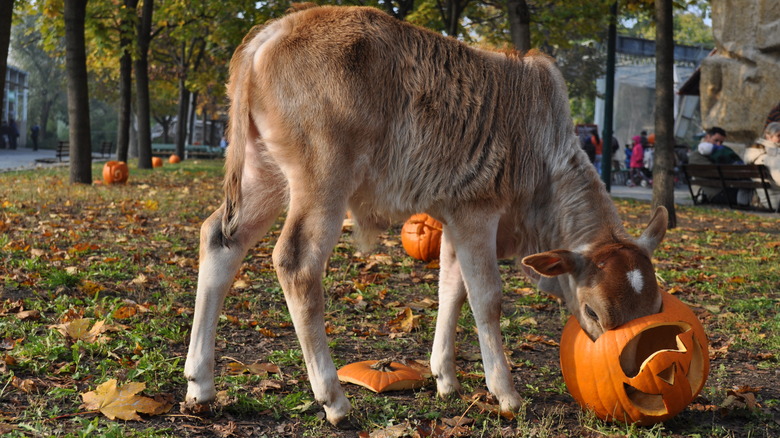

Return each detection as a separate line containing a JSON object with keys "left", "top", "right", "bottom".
{"left": 370, "top": 358, "right": 395, "bottom": 372}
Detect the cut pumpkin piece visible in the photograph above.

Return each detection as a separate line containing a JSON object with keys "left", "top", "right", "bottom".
{"left": 337, "top": 359, "right": 425, "bottom": 393}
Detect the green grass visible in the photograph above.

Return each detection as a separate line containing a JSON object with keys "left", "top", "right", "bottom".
{"left": 0, "top": 160, "right": 778, "bottom": 437}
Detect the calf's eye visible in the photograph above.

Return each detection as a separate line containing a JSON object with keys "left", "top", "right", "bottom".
{"left": 585, "top": 305, "right": 598, "bottom": 322}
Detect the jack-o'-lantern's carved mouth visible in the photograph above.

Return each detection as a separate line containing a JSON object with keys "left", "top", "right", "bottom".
{"left": 618, "top": 322, "right": 706, "bottom": 415}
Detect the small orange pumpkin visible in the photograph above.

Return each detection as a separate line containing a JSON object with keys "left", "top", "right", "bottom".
{"left": 152, "top": 157, "right": 163, "bottom": 168}
{"left": 169, "top": 154, "right": 181, "bottom": 164}
{"left": 559, "top": 291, "right": 709, "bottom": 425}
{"left": 337, "top": 359, "right": 425, "bottom": 393}
{"left": 102, "top": 161, "right": 129, "bottom": 185}
{"left": 401, "top": 213, "right": 442, "bottom": 262}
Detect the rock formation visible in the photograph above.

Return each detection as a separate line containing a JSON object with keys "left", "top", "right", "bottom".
{"left": 700, "top": 0, "right": 780, "bottom": 144}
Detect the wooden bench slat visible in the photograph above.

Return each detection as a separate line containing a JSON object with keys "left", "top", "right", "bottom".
{"left": 682, "top": 163, "right": 778, "bottom": 212}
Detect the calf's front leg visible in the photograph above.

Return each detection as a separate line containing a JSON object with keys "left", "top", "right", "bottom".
{"left": 448, "top": 213, "right": 523, "bottom": 414}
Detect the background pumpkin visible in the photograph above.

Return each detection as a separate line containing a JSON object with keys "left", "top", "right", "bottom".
{"left": 559, "top": 291, "right": 709, "bottom": 425}
{"left": 152, "top": 157, "right": 163, "bottom": 168}
{"left": 401, "top": 213, "right": 442, "bottom": 262}
{"left": 102, "top": 161, "right": 129, "bottom": 185}
{"left": 169, "top": 154, "right": 181, "bottom": 164}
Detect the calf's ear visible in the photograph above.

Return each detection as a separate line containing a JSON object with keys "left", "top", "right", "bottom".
{"left": 522, "top": 250, "right": 581, "bottom": 277}
{"left": 636, "top": 206, "right": 668, "bottom": 255}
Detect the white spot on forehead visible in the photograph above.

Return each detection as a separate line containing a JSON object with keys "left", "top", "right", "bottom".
{"left": 626, "top": 269, "right": 644, "bottom": 294}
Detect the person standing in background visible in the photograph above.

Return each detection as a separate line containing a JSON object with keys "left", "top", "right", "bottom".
{"left": 590, "top": 128, "right": 603, "bottom": 175}
{"left": 8, "top": 118, "right": 19, "bottom": 150}
{"left": 30, "top": 124, "right": 40, "bottom": 151}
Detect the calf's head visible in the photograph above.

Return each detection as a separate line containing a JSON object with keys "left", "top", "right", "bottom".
{"left": 523, "top": 207, "right": 668, "bottom": 340}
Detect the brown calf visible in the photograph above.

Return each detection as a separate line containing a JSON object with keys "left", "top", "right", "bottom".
{"left": 184, "top": 5, "right": 667, "bottom": 425}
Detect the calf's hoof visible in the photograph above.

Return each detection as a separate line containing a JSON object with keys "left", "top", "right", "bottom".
{"left": 185, "top": 380, "right": 217, "bottom": 406}
{"left": 434, "top": 376, "right": 462, "bottom": 398}
{"left": 322, "top": 393, "right": 351, "bottom": 426}
{"left": 497, "top": 390, "right": 524, "bottom": 414}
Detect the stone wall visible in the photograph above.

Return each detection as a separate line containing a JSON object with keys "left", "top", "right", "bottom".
{"left": 700, "top": 0, "right": 780, "bottom": 145}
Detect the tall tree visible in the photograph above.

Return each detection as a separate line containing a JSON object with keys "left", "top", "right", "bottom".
{"left": 506, "top": 0, "right": 530, "bottom": 52}
{"left": 116, "top": 0, "right": 138, "bottom": 162}
{"left": 11, "top": 13, "right": 66, "bottom": 146}
{"left": 651, "top": 0, "right": 677, "bottom": 228}
{"left": 64, "top": 0, "right": 92, "bottom": 183}
{"left": 134, "top": 0, "right": 153, "bottom": 169}
{"left": 436, "top": 0, "right": 471, "bottom": 36}
{"left": 380, "top": 0, "right": 416, "bottom": 20}
{"left": 0, "top": 0, "right": 16, "bottom": 120}
{"left": 173, "top": 37, "right": 205, "bottom": 159}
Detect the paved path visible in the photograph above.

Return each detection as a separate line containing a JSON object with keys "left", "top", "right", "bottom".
{"left": 0, "top": 146, "right": 694, "bottom": 204}
{"left": 0, "top": 147, "right": 63, "bottom": 172}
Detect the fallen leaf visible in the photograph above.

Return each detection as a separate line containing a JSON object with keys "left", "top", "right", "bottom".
{"left": 407, "top": 298, "right": 438, "bottom": 310}
{"left": 369, "top": 422, "right": 412, "bottom": 438}
{"left": 388, "top": 307, "right": 421, "bottom": 333}
{"left": 113, "top": 305, "right": 138, "bottom": 319}
{"left": 50, "top": 318, "right": 108, "bottom": 343}
{"left": 11, "top": 376, "right": 36, "bottom": 393}
{"left": 16, "top": 309, "right": 41, "bottom": 321}
{"left": 254, "top": 379, "right": 283, "bottom": 392}
{"left": 81, "top": 379, "right": 164, "bottom": 421}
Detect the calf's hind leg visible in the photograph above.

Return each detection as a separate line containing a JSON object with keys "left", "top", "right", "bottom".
{"left": 430, "top": 231, "right": 467, "bottom": 397}
{"left": 272, "top": 188, "right": 351, "bottom": 425}
{"left": 184, "top": 172, "right": 285, "bottom": 406}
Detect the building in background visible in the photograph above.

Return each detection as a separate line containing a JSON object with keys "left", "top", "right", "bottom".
{"left": 594, "top": 36, "right": 711, "bottom": 167}
{"left": 3, "top": 65, "right": 29, "bottom": 148}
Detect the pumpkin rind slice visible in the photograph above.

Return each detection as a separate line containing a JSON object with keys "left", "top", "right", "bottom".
{"left": 337, "top": 360, "right": 425, "bottom": 393}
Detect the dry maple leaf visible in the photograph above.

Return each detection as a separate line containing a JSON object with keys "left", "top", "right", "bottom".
{"left": 388, "top": 307, "right": 421, "bottom": 333}
{"left": 50, "top": 318, "right": 107, "bottom": 343}
{"left": 81, "top": 379, "right": 164, "bottom": 421}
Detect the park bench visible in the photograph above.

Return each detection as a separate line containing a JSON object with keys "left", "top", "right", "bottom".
{"left": 682, "top": 163, "right": 778, "bottom": 212}
{"left": 56, "top": 141, "right": 69, "bottom": 162}
{"left": 151, "top": 143, "right": 223, "bottom": 159}
{"left": 94, "top": 141, "right": 113, "bottom": 159}
{"left": 56, "top": 141, "right": 112, "bottom": 161}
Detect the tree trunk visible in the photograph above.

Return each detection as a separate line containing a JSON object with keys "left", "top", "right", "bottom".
{"left": 116, "top": 0, "right": 138, "bottom": 163}
{"left": 39, "top": 90, "right": 55, "bottom": 142}
{"left": 652, "top": 0, "right": 677, "bottom": 228}
{"left": 507, "top": 0, "right": 531, "bottom": 52}
{"left": 201, "top": 109, "right": 208, "bottom": 145}
{"left": 64, "top": 0, "right": 92, "bottom": 184}
{"left": 380, "top": 0, "right": 415, "bottom": 20}
{"left": 437, "top": 0, "right": 470, "bottom": 37}
{"left": 0, "top": 0, "right": 14, "bottom": 121}
{"left": 134, "top": 0, "right": 154, "bottom": 169}
{"left": 187, "top": 91, "right": 198, "bottom": 145}
{"left": 175, "top": 74, "right": 190, "bottom": 159}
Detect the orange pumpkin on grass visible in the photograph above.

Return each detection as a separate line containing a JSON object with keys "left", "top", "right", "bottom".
{"left": 152, "top": 157, "right": 163, "bottom": 168}
{"left": 102, "top": 161, "right": 129, "bottom": 185}
{"left": 559, "top": 291, "right": 709, "bottom": 425}
{"left": 401, "top": 213, "right": 442, "bottom": 262}
{"left": 169, "top": 154, "right": 181, "bottom": 164}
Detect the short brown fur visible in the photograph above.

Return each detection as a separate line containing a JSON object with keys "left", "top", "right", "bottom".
{"left": 184, "top": 6, "right": 668, "bottom": 425}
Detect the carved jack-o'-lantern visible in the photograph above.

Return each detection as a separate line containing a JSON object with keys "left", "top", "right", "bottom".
{"left": 401, "top": 214, "right": 443, "bottom": 262}
{"left": 559, "top": 291, "right": 709, "bottom": 425}
{"left": 102, "top": 161, "right": 129, "bottom": 185}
